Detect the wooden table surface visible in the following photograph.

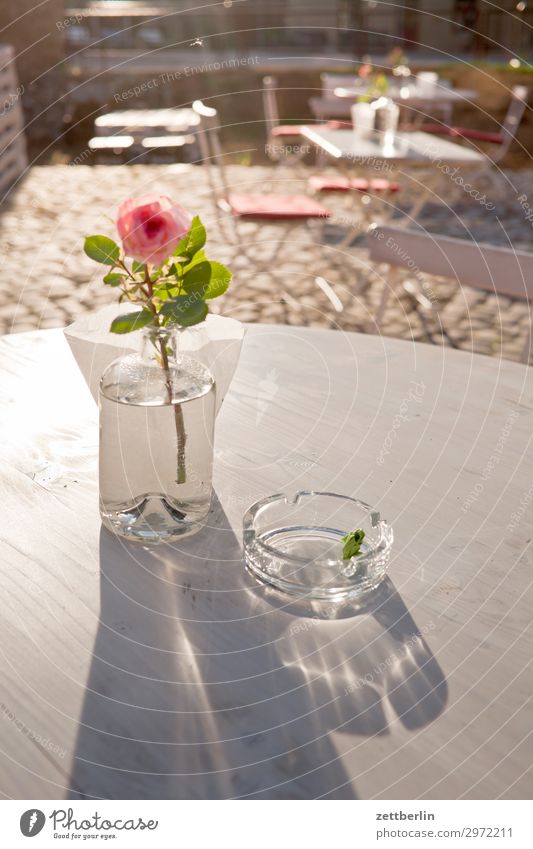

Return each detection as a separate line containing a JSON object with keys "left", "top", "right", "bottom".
{"left": 0, "top": 326, "right": 532, "bottom": 800}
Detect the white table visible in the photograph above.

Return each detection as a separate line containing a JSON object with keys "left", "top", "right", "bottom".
{"left": 334, "top": 84, "right": 478, "bottom": 107}
{"left": 90, "top": 108, "right": 200, "bottom": 160}
{"left": 302, "top": 127, "right": 486, "bottom": 226}
{"left": 1, "top": 326, "right": 532, "bottom": 799}
{"left": 94, "top": 108, "right": 200, "bottom": 138}
{"left": 302, "top": 127, "right": 484, "bottom": 165}
{"left": 311, "top": 84, "right": 478, "bottom": 127}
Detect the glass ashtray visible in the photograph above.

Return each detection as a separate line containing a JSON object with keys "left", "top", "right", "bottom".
{"left": 243, "top": 491, "right": 393, "bottom": 601}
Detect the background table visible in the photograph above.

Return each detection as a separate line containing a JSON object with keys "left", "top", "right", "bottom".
{"left": 94, "top": 108, "right": 200, "bottom": 137}
{"left": 302, "top": 128, "right": 484, "bottom": 165}
{"left": 334, "top": 85, "right": 478, "bottom": 105}
{"left": 0, "top": 326, "right": 532, "bottom": 799}
{"left": 90, "top": 107, "right": 201, "bottom": 158}
{"left": 310, "top": 82, "right": 478, "bottom": 127}
{"left": 301, "top": 127, "right": 486, "bottom": 225}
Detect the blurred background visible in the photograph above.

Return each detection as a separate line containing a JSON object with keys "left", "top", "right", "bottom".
{"left": 1, "top": 1, "right": 532, "bottom": 362}
{"left": 2, "top": 0, "right": 533, "bottom": 166}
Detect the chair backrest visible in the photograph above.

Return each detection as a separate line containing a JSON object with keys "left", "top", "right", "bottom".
{"left": 500, "top": 85, "right": 528, "bottom": 155}
{"left": 192, "top": 100, "right": 231, "bottom": 205}
{"left": 368, "top": 225, "right": 533, "bottom": 303}
{"left": 262, "top": 75, "right": 280, "bottom": 135}
{"left": 0, "top": 44, "right": 27, "bottom": 198}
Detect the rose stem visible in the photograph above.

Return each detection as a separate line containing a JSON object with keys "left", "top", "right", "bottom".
{"left": 145, "top": 264, "right": 187, "bottom": 485}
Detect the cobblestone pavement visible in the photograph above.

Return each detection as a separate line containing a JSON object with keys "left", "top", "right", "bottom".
{"left": 1, "top": 163, "right": 532, "bottom": 363}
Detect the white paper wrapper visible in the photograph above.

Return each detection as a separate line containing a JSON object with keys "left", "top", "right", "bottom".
{"left": 64, "top": 305, "right": 245, "bottom": 414}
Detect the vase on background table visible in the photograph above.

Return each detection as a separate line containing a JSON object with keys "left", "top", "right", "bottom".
{"left": 416, "top": 71, "right": 438, "bottom": 97}
{"left": 351, "top": 102, "right": 375, "bottom": 139}
{"left": 99, "top": 325, "right": 216, "bottom": 543}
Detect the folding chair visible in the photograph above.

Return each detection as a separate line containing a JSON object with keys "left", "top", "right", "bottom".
{"left": 192, "top": 100, "right": 331, "bottom": 256}
{"left": 261, "top": 79, "right": 398, "bottom": 241}
{"left": 262, "top": 76, "right": 354, "bottom": 165}
{"left": 367, "top": 225, "right": 533, "bottom": 363}
{"left": 420, "top": 86, "right": 528, "bottom": 167}
{"left": 193, "top": 100, "right": 330, "bottom": 220}
{"left": 262, "top": 76, "right": 309, "bottom": 163}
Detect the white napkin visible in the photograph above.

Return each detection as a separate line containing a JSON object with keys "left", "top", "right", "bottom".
{"left": 64, "top": 305, "right": 245, "bottom": 414}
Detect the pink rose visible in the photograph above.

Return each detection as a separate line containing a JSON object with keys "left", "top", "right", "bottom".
{"left": 116, "top": 195, "right": 192, "bottom": 266}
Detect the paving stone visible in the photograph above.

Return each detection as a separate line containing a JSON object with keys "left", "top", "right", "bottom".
{"left": 1, "top": 163, "right": 531, "bottom": 363}
{"left": 10, "top": 323, "right": 38, "bottom": 333}
{"left": 38, "top": 318, "right": 66, "bottom": 329}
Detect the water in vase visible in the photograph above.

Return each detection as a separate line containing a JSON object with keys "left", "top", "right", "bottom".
{"left": 99, "top": 344, "right": 216, "bottom": 543}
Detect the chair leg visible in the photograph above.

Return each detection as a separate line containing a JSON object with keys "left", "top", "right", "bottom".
{"left": 375, "top": 265, "right": 400, "bottom": 327}
{"left": 402, "top": 278, "right": 458, "bottom": 349}
{"left": 467, "top": 162, "right": 505, "bottom": 198}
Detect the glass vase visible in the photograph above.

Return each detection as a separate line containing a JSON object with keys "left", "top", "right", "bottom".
{"left": 99, "top": 325, "right": 216, "bottom": 543}
{"left": 351, "top": 102, "right": 375, "bottom": 139}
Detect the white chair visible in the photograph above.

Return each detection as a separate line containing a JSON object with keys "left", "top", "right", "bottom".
{"left": 262, "top": 76, "right": 309, "bottom": 164}
{"left": 260, "top": 78, "right": 399, "bottom": 237}
{"left": 192, "top": 100, "right": 330, "bottom": 251}
{"left": 421, "top": 85, "right": 528, "bottom": 167}
{"left": 367, "top": 225, "right": 533, "bottom": 363}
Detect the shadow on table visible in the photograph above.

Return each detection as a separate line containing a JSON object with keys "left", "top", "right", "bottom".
{"left": 68, "top": 495, "right": 447, "bottom": 800}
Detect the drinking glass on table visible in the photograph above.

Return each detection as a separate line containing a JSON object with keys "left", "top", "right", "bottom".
{"left": 374, "top": 99, "right": 400, "bottom": 150}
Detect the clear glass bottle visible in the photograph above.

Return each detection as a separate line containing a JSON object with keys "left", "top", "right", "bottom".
{"left": 99, "top": 325, "right": 216, "bottom": 543}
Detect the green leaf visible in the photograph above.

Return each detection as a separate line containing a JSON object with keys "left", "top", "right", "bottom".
{"left": 103, "top": 272, "right": 125, "bottom": 287}
{"left": 341, "top": 529, "right": 366, "bottom": 560}
{"left": 132, "top": 260, "right": 144, "bottom": 274}
{"left": 173, "top": 215, "right": 206, "bottom": 260}
{"left": 154, "top": 278, "right": 179, "bottom": 293}
{"left": 182, "top": 260, "right": 231, "bottom": 300}
{"left": 160, "top": 295, "right": 208, "bottom": 327}
{"left": 168, "top": 262, "right": 183, "bottom": 281}
{"left": 109, "top": 310, "right": 154, "bottom": 334}
{"left": 84, "top": 235, "right": 120, "bottom": 266}
{"left": 153, "top": 279, "right": 179, "bottom": 301}
{"left": 181, "top": 261, "right": 211, "bottom": 296}
{"left": 181, "top": 249, "right": 206, "bottom": 269}
{"left": 202, "top": 260, "right": 231, "bottom": 299}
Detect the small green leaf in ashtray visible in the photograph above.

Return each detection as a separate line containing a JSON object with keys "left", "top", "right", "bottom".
{"left": 341, "top": 528, "right": 366, "bottom": 560}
